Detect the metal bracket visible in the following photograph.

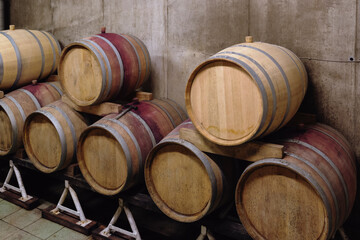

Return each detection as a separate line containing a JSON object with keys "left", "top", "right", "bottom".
{"left": 196, "top": 225, "right": 216, "bottom": 240}
{"left": 50, "top": 180, "right": 91, "bottom": 227}
{"left": 100, "top": 198, "right": 141, "bottom": 240}
{"left": 0, "top": 160, "right": 32, "bottom": 202}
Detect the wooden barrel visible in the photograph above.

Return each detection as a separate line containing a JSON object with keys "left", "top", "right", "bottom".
{"left": 59, "top": 30, "right": 151, "bottom": 106}
{"left": 0, "top": 81, "right": 63, "bottom": 156}
{"left": 23, "top": 100, "right": 88, "bottom": 173}
{"left": 145, "top": 120, "right": 241, "bottom": 222}
{"left": 185, "top": 37, "right": 307, "bottom": 146}
{"left": 235, "top": 123, "right": 357, "bottom": 240}
{"left": 77, "top": 99, "right": 186, "bottom": 195}
{"left": 0, "top": 25, "right": 61, "bottom": 90}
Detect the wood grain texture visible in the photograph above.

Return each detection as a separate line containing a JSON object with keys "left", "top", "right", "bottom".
{"left": 59, "top": 33, "right": 151, "bottom": 106}
{"left": 77, "top": 99, "right": 186, "bottom": 195}
{"left": 0, "top": 27, "right": 61, "bottom": 90}
{"left": 179, "top": 125, "right": 283, "bottom": 162}
{"left": 23, "top": 100, "right": 88, "bottom": 173}
{"left": 0, "top": 82, "right": 62, "bottom": 156}
{"left": 145, "top": 120, "right": 240, "bottom": 222}
{"left": 235, "top": 123, "right": 357, "bottom": 240}
{"left": 185, "top": 41, "right": 307, "bottom": 146}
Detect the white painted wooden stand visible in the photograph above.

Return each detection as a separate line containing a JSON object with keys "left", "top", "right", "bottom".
{"left": 100, "top": 198, "right": 141, "bottom": 240}
{"left": 196, "top": 225, "right": 215, "bottom": 240}
{"left": 51, "top": 180, "right": 91, "bottom": 227}
{"left": 0, "top": 160, "right": 32, "bottom": 202}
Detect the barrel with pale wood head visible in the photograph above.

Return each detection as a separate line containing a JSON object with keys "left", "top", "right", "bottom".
{"left": 235, "top": 123, "right": 356, "bottom": 240}
{"left": 185, "top": 38, "right": 307, "bottom": 146}
{"left": 0, "top": 81, "right": 62, "bottom": 156}
{"left": 145, "top": 120, "right": 242, "bottom": 222}
{"left": 77, "top": 99, "right": 186, "bottom": 195}
{"left": 0, "top": 25, "right": 61, "bottom": 90}
{"left": 59, "top": 30, "right": 151, "bottom": 106}
{"left": 23, "top": 100, "right": 88, "bottom": 173}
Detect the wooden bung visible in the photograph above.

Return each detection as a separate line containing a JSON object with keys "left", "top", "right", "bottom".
{"left": 245, "top": 35, "right": 253, "bottom": 43}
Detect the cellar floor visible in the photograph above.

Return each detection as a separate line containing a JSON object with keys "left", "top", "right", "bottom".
{"left": 0, "top": 198, "right": 91, "bottom": 240}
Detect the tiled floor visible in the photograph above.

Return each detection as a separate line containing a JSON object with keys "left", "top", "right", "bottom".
{"left": 0, "top": 199, "right": 92, "bottom": 240}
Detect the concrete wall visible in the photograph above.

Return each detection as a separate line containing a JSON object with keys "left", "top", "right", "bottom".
{"left": 9, "top": 0, "right": 360, "bottom": 156}
{"left": 248, "top": 0, "right": 360, "bottom": 155}
{"left": 9, "top": 0, "right": 248, "bottom": 106}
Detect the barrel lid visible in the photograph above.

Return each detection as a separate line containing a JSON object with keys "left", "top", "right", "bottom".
{"left": 59, "top": 43, "right": 103, "bottom": 106}
{"left": 77, "top": 124, "right": 130, "bottom": 195}
{"left": 145, "top": 140, "right": 216, "bottom": 222}
{"left": 24, "top": 111, "right": 63, "bottom": 172}
{"left": 236, "top": 160, "right": 329, "bottom": 240}
{"left": 186, "top": 59, "right": 263, "bottom": 146}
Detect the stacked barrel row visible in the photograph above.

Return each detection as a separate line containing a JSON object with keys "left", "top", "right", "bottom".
{"left": 19, "top": 28, "right": 191, "bottom": 204}
{"left": 22, "top": 28, "right": 153, "bottom": 173}
{"left": 142, "top": 36, "right": 357, "bottom": 240}
{"left": 0, "top": 25, "right": 62, "bottom": 156}
{"left": 0, "top": 24, "right": 356, "bottom": 240}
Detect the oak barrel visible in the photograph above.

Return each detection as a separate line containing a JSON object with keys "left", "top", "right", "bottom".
{"left": 59, "top": 30, "right": 151, "bottom": 106}
{"left": 0, "top": 81, "right": 63, "bottom": 156}
{"left": 145, "top": 120, "right": 241, "bottom": 222}
{"left": 23, "top": 100, "right": 88, "bottom": 173}
{"left": 235, "top": 123, "right": 357, "bottom": 240}
{"left": 185, "top": 38, "right": 307, "bottom": 146}
{"left": 77, "top": 99, "right": 186, "bottom": 195}
{"left": 0, "top": 25, "right": 61, "bottom": 90}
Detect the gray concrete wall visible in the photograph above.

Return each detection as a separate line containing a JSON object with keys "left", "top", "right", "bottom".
{"left": 248, "top": 0, "right": 360, "bottom": 155}
{"left": 9, "top": 0, "right": 248, "bottom": 105}
{"left": 9, "top": 0, "right": 360, "bottom": 156}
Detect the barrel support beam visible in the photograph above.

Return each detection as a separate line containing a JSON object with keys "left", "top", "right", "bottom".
{"left": 100, "top": 198, "right": 141, "bottom": 240}
{"left": 0, "top": 160, "right": 32, "bottom": 202}
{"left": 337, "top": 227, "right": 350, "bottom": 240}
{"left": 0, "top": 160, "right": 39, "bottom": 209}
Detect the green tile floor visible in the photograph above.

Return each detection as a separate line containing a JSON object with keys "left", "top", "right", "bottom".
{"left": 0, "top": 199, "right": 92, "bottom": 240}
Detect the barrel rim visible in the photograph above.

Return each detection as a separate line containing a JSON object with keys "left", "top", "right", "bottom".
{"left": 145, "top": 138, "right": 217, "bottom": 222}
{"left": 185, "top": 57, "right": 264, "bottom": 146}
{"left": 59, "top": 42, "right": 104, "bottom": 106}
{"left": 235, "top": 158, "right": 332, "bottom": 240}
